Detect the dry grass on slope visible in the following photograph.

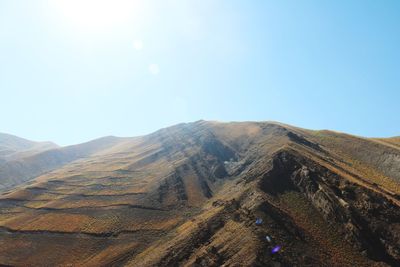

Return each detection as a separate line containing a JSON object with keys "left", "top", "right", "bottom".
{"left": 287, "top": 143, "right": 400, "bottom": 207}
{"left": 278, "top": 191, "right": 373, "bottom": 267}
{"left": 373, "top": 137, "right": 400, "bottom": 150}
{"left": 308, "top": 131, "right": 400, "bottom": 196}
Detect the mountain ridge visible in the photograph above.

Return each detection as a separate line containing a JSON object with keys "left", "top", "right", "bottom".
{"left": 0, "top": 132, "right": 58, "bottom": 160}
{"left": 0, "top": 121, "right": 399, "bottom": 266}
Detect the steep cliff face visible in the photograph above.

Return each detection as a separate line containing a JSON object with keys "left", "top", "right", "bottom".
{"left": 0, "top": 121, "right": 399, "bottom": 266}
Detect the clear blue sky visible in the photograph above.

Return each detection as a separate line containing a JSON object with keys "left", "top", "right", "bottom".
{"left": 1, "top": 0, "right": 399, "bottom": 145}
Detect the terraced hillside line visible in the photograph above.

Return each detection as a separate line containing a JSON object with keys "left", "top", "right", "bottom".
{"left": 0, "top": 225, "right": 165, "bottom": 238}
{"left": 4, "top": 203, "right": 167, "bottom": 212}
{"left": 30, "top": 191, "right": 147, "bottom": 198}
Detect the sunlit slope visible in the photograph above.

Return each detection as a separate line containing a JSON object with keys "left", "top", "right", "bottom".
{"left": 0, "top": 136, "right": 130, "bottom": 192}
{"left": 0, "top": 121, "right": 399, "bottom": 266}
{"left": 373, "top": 136, "right": 400, "bottom": 150}
{"left": 305, "top": 130, "right": 400, "bottom": 194}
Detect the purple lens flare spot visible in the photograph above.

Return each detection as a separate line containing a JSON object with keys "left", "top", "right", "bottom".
{"left": 271, "top": 245, "right": 281, "bottom": 254}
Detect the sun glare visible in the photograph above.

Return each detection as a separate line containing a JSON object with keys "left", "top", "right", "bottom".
{"left": 50, "top": 0, "right": 140, "bottom": 30}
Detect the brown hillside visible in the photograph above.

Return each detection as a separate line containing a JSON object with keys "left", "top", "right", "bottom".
{"left": 0, "top": 121, "right": 399, "bottom": 266}
{"left": 0, "top": 136, "right": 132, "bottom": 193}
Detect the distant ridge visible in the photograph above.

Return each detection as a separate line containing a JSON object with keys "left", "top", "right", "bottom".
{"left": 0, "top": 132, "right": 58, "bottom": 158}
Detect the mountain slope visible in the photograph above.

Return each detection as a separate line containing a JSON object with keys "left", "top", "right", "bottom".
{"left": 0, "top": 132, "right": 57, "bottom": 161}
{"left": 0, "top": 121, "right": 399, "bottom": 267}
{"left": 0, "top": 136, "right": 134, "bottom": 192}
{"left": 373, "top": 137, "right": 400, "bottom": 150}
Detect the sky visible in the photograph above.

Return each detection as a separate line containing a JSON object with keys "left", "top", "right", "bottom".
{"left": 0, "top": 0, "right": 399, "bottom": 145}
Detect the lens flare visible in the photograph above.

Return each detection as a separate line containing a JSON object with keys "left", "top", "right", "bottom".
{"left": 271, "top": 245, "right": 281, "bottom": 254}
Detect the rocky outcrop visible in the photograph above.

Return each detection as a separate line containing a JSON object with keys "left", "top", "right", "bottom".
{"left": 259, "top": 150, "right": 400, "bottom": 265}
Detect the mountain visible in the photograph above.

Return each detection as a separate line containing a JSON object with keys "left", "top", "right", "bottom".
{"left": 0, "top": 121, "right": 399, "bottom": 266}
{"left": 0, "top": 134, "right": 134, "bottom": 193}
{"left": 0, "top": 132, "right": 58, "bottom": 161}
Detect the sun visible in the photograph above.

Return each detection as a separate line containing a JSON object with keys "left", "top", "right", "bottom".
{"left": 50, "top": 0, "right": 140, "bottom": 31}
